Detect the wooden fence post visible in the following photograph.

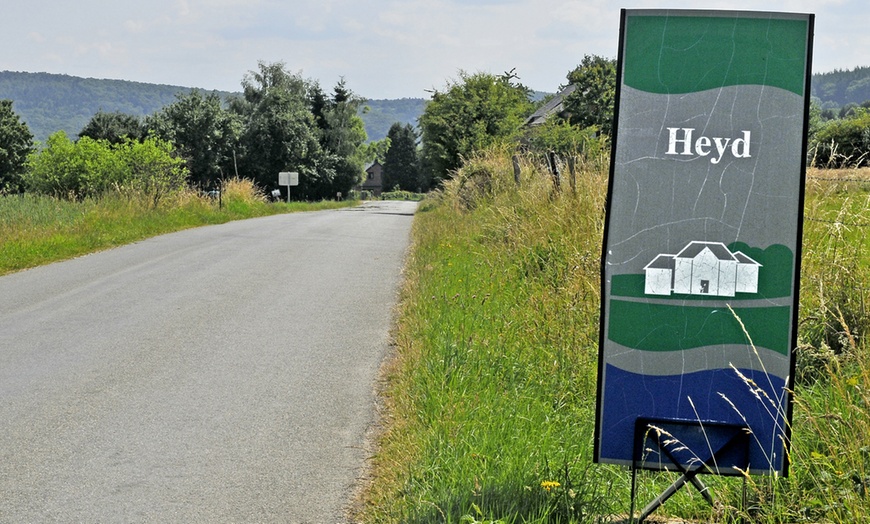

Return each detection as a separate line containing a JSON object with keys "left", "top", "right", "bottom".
{"left": 548, "top": 151, "right": 561, "bottom": 192}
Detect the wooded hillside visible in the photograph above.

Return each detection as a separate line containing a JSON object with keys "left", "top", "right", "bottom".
{"left": 811, "top": 66, "right": 870, "bottom": 109}
{"left": 0, "top": 71, "right": 424, "bottom": 144}
{"left": 361, "top": 98, "right": 428, "bottom": 143}
{"left": 0, "top": 72, "right": 201, "bottom": 143}
{"left": 5, "top": 66, "right": 870, "bottom": 146}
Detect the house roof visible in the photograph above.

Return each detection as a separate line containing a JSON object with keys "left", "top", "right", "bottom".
{"left": 524, "top": 84, "right": 577, "bottom": 126}
{"left": 644, "top": 253, "right": 676, "bottom": 270}
{"left": 675, "top": 241, "right": 736, "bottom": 261}
{"left": 733, "top": 251, "right": 762, "bottom": 266}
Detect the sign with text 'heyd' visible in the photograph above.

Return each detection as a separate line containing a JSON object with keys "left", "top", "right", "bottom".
{"left": 595, "top": 10, "right": 813, "bottom": 476}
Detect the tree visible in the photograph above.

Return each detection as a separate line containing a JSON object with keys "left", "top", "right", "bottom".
{"left": 382, "top": 123, "right": 420, "bottom": 191}
{"left": 562, "top": 55, "right": 617, "bottom": 135}
{"left": 312, "top": 79, "right": 369, "bottom": 198}
{"left": 0, "top": 99, "right": 35, "bottom": 192}
{"left": 419, "top": 71, "right": 533, "bottom": 185}
{"left": 230, "top": 61, "right": 325, "bottom": 199}
{"left": 361, "top": 137, "right": 390, "bottom": 165}
{"left": 78, "top": 111, "right": 143, "bottom": 144}
{"left": 146, "top": 90, "right": 241, "bottom": 187}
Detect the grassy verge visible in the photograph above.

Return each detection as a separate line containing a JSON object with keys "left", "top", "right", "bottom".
{"left": 361, "top": 155, "right": 870, "bottom": 522}
{"left": 380, "top": 190, "right": 427, "bottom": 201}
{"left": 0, "top": 178, "right": 355, "bottom": 276}
{"left": 363, "top": 149, "right": 619, "bottom": 523}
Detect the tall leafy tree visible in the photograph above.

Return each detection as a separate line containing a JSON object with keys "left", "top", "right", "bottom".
{"left": 561, "top": 55, "right": 617, "bottom": 135}
{"left": 230, "top": 61, "right": 325, "bottom": 199}
{"left": 146, "top": 90, "right": 241, "bottom": 187}
{"left": 361, "top": 137, "right": 390, "bottom": 165}
{"left": 79, "top": 111, "right": 143, "bottom": 144}
{"left": 419, "top": 71, "right": 533, "bottom": 185}
{"left": 308, "top": 83, "right": 330, "bottom": 132}
{"left": 0, "top": 99, "right": 35, "bottom": 192}
{"left": 313, "top": 79, "right": 369, "bottom": 198}
{"left": 382, "top": 122, "right": 420, "bottom": 191}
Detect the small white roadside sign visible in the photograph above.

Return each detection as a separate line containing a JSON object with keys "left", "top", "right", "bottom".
{"left": 278, "top": 171, "right": 299, "bottom": 187}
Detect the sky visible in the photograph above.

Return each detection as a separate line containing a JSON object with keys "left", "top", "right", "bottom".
{"left": 2, "top": 0, "right": 866, "bottom": 100}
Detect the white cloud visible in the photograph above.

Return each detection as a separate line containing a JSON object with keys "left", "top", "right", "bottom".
{"left": 27, "top": 32, "right": 47, "bottom": 44}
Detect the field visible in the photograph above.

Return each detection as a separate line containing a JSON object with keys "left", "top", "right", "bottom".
{"left": 359, "top": 153, "right": 870, "bottom": 523}
{"left": 0, "top": 179, "right": 354, "bottom": 276}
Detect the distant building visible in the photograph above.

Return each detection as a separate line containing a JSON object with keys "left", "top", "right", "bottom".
{"left": 357, "top": 161, "right": 384, "bottom": 197}
{"left": 643, "top": 241, "right": 761, "bottom": 297}
{"left": 524, "top": 84, "right": 577, "bottom": 127}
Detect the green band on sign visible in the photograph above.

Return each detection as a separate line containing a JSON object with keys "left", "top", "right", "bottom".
{"left": 608, "top": 299, "right": 791, "bottom": 355}
{"left": 623, "top": 15, "right": 808, "bottom": 96}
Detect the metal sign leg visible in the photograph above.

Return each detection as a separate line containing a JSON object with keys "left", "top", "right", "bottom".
{"left": 632, "top": 419, "right": 750, "bottom": 523}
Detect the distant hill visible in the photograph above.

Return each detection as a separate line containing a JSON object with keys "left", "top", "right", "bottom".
{"left": 361, "top": 98, "right": 427, "bottom": 142}
{"left": 0, "top": 71, "right": 206, "bottom": 143}
{"left": 0, "top": 71, "right": 424, "bottom": 144}
{"left": 811, "top": 66, "right": 870, "bottom": 109}
{"left": 5, "top": 68, "right": 869, "bottom": 146}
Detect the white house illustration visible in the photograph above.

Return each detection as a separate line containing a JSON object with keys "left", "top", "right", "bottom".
{"left": 643, "top": 241, "right": 761, "bottom": 297}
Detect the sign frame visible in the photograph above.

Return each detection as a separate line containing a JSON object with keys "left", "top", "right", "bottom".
{"left": 595, "top": 9, "right": 814, "bottom": 478}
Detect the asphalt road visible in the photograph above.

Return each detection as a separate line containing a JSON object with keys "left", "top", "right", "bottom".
{"left": 0, "top": 200, "right": 417, "bottom": 523}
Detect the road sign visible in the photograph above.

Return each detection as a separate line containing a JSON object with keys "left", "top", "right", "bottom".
{"left": 595, "top": 9, "right": 813, "bottom": 477}
{"left": 279, "top": 171, "right": 299, "bottom": 187}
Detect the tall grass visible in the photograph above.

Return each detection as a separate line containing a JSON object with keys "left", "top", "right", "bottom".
{"left": 799, "top": 169, "right": 870, "bottom": 357}
{"left": 363, "top": 147, "right": 620, "bottom": 523}
{"left": 670, "top": 168, "right": 870, "bottom": 523}
{"left": 0, "top": 178, "right": 355, "bottom": 275}
{"left": 361, "top": 154, "right": 870, "bottom": 522}
{"left": 727, "top": 168, "right": 870, "bottom": 523}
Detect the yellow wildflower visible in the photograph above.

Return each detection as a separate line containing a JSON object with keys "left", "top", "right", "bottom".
{"left": 540, "top": 480, "right": 560, "bottom": 492}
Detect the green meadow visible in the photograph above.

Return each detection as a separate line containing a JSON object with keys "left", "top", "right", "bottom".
{"left": 359, "top": 155, "right": 870, "bottom": 523}
{"left": 0, "top": 178, "right": 353, "bottom": 276}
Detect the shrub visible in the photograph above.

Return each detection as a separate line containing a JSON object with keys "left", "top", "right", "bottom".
{"left": 24, "top": 132, "right": 187, "bottom": 206}
{"left": 380, "top": 190, "right": 425, "bottom": 201}
{"left": 115, "top": 137, "right": 187, "bottom": 208}
{"left": 24, "top": 132, "right": 123, "bottom": 199}
{"left": 810, "top": 109, "right": 870, "bottom": 167}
